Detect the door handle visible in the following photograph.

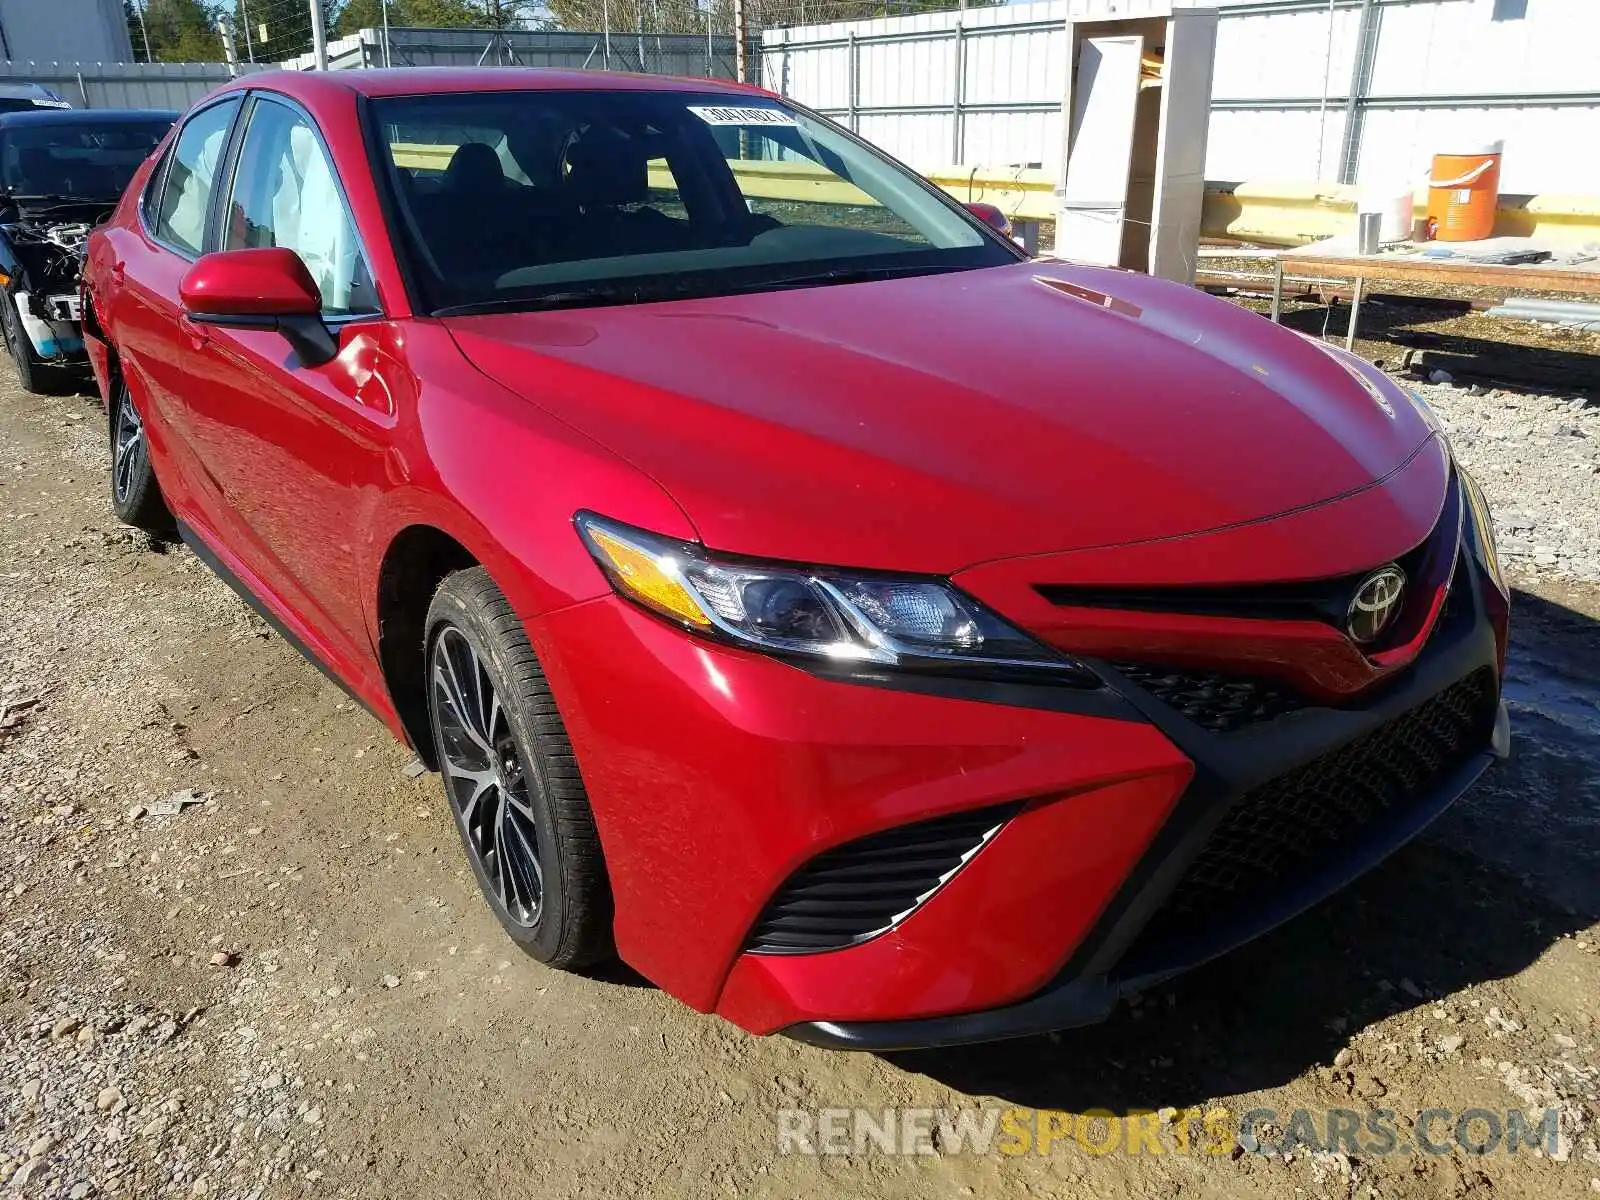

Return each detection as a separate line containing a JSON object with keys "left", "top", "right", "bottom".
{"left": 109, "top": 261, "right": 126, "bottom": 286}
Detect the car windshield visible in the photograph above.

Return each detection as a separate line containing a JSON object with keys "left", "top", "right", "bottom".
{"left": 370, "top": 89, "right": 1018, "bottom": 314}
{"left": 0, "top": 120, "right": 171, "bottom": 200}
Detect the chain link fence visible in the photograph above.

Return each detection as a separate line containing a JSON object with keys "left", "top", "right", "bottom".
{"left": 260, "top": 0, "right": 984, "bottom": 80}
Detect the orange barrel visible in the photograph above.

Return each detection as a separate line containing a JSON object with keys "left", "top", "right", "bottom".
{"left": 1425, "top": 140, "right": 1502, "bottom": 241}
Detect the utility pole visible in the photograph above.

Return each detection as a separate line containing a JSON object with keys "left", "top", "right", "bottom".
{"left": 733, "top": 0, "right": 747, "bottom": 82}
{"left": 218, "top": 16, "right": 239, "bottom": 75}
{"left": 601, "top": 0, "right": 612, "bottom": 68}
{"left": 381, "top": 0, "right": 392, "bottom": 66}
{"left": 309, "top": 0, "right": 328, "bottom": 69}
{"left": 240, "top": 0, "right": 255, "bottom": 61}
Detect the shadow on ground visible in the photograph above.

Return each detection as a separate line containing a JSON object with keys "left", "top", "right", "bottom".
{"left": 1271, "top": 299, "right": 1600, "bottom": 392}
{"left": 888, "top": 585, "right": 1600, "bottom": 1112}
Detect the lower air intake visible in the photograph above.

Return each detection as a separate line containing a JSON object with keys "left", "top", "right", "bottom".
{"left": 1113, "top": 662, "right": 1307, "bottom": 732}
{"left": 1137, "top": 667, "right": 1498, "bottom": 945}
{"left": 745, "top": 803, "right": 1019, "bottom": 954}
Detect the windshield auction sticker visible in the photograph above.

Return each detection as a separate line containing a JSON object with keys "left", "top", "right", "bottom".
{"left": 688, "top": 105, "right": 797, "bottom": 127}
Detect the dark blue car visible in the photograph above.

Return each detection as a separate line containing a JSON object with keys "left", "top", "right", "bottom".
{"left": 0, "top": 107, "right": 175, "bottom": 392}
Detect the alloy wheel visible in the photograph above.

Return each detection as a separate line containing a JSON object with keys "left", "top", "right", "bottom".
{"left": 112, "top": 394, "right": 146, "bottom": 504}
{"left": 430, "top": 626, "right": 544, "bottom": 927}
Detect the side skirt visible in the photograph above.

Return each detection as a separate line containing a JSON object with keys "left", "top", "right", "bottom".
{"left": 176, "top": 520, "right": 388, "bottom": 730}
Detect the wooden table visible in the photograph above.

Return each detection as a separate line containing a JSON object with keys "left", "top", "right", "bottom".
{"left": 1268, "top": 253, "right": 1600, "bottom": 349}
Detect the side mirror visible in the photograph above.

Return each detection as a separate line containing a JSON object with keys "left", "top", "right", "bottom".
{"left": 964, "top": 202, "right": 1014, "bottom": 240}
{"left": 180, "top": 247, "right": 336, "bottom": 366}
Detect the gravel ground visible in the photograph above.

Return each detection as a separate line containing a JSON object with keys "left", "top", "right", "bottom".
{"left": 1409, "top": 377, "right": 1600, "bottom": 581}
{"left": 1, "top": 363, "right": 1598, "bottom": 1200}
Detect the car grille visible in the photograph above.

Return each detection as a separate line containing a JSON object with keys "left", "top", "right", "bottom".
{"left": 1136, "top": 667, "right": 1498, "bottom": 944}
{"left": 1109, "top": 564, "right": 1473, "bottom": 734}
{"left": 1113, "top": 662, "right": 1307, "bottom": 732}
{"left": 745, "top": 803, "right": 1019, "bottom": 954}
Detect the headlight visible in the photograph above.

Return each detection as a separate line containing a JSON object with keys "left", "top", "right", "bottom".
{"left": 576, "top": 512, "right": 1096, "bottom": 684}
{"left": 1460, "top": 468, "right": 1503, "bottom": 588}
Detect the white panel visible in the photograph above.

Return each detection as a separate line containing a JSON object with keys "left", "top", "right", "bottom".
{"left": 857, "top": 36, "right": 955, "bottom": 108}
{"left": 1205, "top": 108, "right": 1347, "bottom": 183}
{"left": 963, "top": 26, "right": 1069, "bottom": 106}
{"left": 1359, "top": 104, "right": 1600, "bottom": 196}
{"left": 1210, "top": 7, "right": 1360, "bottom": 102}
{"left": 1152, "top": 9, "right": 1218, "bottom": 282}
{"left": 1059, "top": 35, "right": 1145, "bottom": 266}
{"left": 1369, "top": 0, "right": 1600, "bottom": 99}
{"left": 858, "top": 113, "right": 953, "bottom": 171}
{"left": 778, "top": 45, "right": 853, "bottom": 111}
{"left": 961, "top": 110, "right": 1060, "bottom": 169}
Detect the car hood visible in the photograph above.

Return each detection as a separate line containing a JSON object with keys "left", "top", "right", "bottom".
{"left": 446, "top": 260, "right": 1437, "bottom": 575}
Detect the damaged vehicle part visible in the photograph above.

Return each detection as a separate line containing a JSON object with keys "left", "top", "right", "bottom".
{"left": 0, "top": 107, "right": 174, "bottom": 392}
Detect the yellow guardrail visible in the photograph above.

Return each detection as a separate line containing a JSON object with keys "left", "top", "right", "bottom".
{"left": 389, "top": 142, "right": 1057, "bottom": 222}
{"left": 1200, "top": 181, "right": 1600, "bottom": 248}
{"left": 923, "top": 167, "right": 1058, "bottom": 222}
{"left": 391, "top": 144, "right": 1600, "bottom": 249}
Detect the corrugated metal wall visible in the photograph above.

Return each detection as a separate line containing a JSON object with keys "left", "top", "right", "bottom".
{"left": 0, "top": 61, "right": 263, "bottom": 110}
{"left": 763, "top": 1, "right": 1105, "bottom": 170}
{"left": 765, "top": 0, "right": 1600, "bottom": 195}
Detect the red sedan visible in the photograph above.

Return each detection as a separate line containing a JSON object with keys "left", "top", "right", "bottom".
{"left": 81, "top": 68, "right": 1509, "bottom": 1049}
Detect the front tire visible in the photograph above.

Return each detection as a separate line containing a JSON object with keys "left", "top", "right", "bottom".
{"left": 109, "top": 382, "right": 173, "bottom": 532}
{"left": 425, "top": 567, "right": 612, "bottom": 969}
{"left": 0, "top": 291, "right": 61, "bottom": 396}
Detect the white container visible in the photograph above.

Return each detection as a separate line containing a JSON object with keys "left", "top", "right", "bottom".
{"left": 1357, "top": 184, "right": 1415, "bottom": 244}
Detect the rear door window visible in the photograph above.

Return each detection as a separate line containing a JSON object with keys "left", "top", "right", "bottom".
{"left": 150, "top": 98, "right": 241, "bottom": 256}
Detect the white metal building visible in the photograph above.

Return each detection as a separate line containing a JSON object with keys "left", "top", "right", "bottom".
{"left": 0, "top": 0, "right": 134, "bottom": 65}
{"left": 763, "top": 0, "right": 1600, "bottom": 196}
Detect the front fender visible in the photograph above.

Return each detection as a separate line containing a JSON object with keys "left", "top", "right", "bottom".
{"left": 362, "top": 323, "right": 697, "bottom": 640}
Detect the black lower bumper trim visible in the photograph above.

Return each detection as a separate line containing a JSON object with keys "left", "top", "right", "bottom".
{"left": 784, "top": 976, "right": 1119, "bottom": 1052}
{"left": 782, "top": 712, "right": 1504, "bottom": 1052}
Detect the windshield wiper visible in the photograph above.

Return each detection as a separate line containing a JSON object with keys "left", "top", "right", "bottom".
{"left": 434, "top": 281, "right": 704, "bottom": 318}
{"left": 746, "top": 263, "right": 969, "bottom": 292}
{"left": 433, "top": 263, "right": 974, "bottom": 317}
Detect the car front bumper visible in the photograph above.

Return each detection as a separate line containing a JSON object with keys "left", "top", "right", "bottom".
{"left": 531, "top": 511, "right": 1509, "bottom": 1046}
{"left": 786, "top": 690, "right": 1509, "bottom": 1051}
{"left": 13, "top": 289, "right": 86, "bottom": 361}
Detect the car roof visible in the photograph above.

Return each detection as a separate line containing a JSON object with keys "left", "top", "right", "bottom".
{"left": 0, "top": 82, "right": 66, "bottom": 99}
{"left": 0, "top": 108, "right": 177, "bottom": 128}
{"left": 234, "top": 66, "right": 769, "bottom": 104}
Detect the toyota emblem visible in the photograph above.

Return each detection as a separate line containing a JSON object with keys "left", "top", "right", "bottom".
{"left": 1347, "top": 565, "right": 1407, "bottom": 645}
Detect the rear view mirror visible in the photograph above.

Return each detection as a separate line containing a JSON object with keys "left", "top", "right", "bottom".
{"left": 180, "top": 247, "right": 336, "bottom": 365}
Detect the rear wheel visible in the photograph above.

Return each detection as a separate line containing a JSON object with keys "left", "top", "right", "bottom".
{"left": 109, "top": 383, "right": 173, "bottom": 532}
{"left": 425, "top": 567, "right": 612, "bottom": 969}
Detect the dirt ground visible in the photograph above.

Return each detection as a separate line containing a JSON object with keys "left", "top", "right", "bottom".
{"left": 1, "top": 363, "right": 1598, "bottom": 1199}
{"left": 1203, "top": 254, "right": 1600, "bottom": 391}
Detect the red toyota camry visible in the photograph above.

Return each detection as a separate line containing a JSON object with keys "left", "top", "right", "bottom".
{"left": 81, "top": 68, "right": 1510, "bottom": 1049}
